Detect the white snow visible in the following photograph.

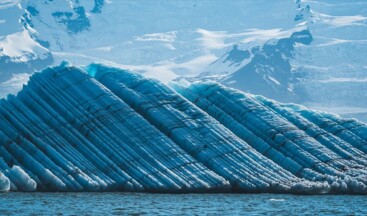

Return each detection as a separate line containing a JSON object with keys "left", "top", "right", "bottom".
{"left": 314, "top": 13, "right": 367, "bottom": 27}
{"left": 0, "top": 73, "right": 31, "bottom": 98}
{"left": 317, "top": 78, "right": 367, "bottom": 83}
{"left": 138, "top": 54, "right": 218, "bottom": 83}
{"left": 91, "top": 46, "right": 113, "bottom": 52}
{"left": 135, "top": 31, "right": 177, "bottom": 43}
{"left": 0, "top": 30, "right": 48, "bottom": 61}
{"left": 0, "top": 0, "right": 21, "bottom": 10}
{"left": 268, "top": 76, "right": 281, "bottom": 86}
{"left": 196, "top": 27, "right": 308, "bottom": 51}
{"left": 196, "top": 29, "right": 229, "bottom": 50}
{"left": 0, "top": 73, "right": 30, "bottom": 88}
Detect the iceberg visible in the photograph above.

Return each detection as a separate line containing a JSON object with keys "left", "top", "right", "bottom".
{"left": 172, "top": 82, "right": 367, "bottom": 193}
{"left": 89, "top": 63, "right": 329, "bottom": 194}
{"left": 0, "top": 62, "right": 366, "bottom": 194}
{"left": 0, "top": 62, "right": 228, "bottom": 192}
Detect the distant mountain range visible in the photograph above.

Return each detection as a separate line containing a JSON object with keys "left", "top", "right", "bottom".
{"left": 1, "top": 0, "right": 367, "bottom": 122}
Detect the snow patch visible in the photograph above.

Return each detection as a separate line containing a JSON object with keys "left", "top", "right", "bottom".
{"left": 0, "top": 0, "right": 21, "bottom": 10}
{"left": 315, "top": 13, "right": 367, "bottom": 27}
{"left": 92, "top": 46, "right": 113, "bottom": 52}
{"left": 317, "top": 78, "right": 367, "bottom": 83}
{"left": 0, "top": 30, "right": 48, "bottom": 61}
{"left": 135, "top": 31, "right": 177, "bottom": 42}
{"left": 1, "top": 73, "right": 31, "bottom": 88}
{"left": 0, "top": 73, "right": 31, "bottom": 98}
{"left": 268, "top": 76, "right": 281, "bottom": 86}
{"left": 196, "top": 29, "right": 228, "bottom": 50}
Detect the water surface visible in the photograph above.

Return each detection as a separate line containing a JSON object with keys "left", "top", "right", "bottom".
{"left": 0, "top": 193, "right": 366, "bottom": 215}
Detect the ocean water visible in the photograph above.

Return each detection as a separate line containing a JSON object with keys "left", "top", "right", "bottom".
{"left": 0, "top": 193, "right": 366, "bottom": 215}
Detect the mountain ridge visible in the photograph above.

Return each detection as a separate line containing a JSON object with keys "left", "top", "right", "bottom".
{"left": 1, "top": 0, "right": 367, "bottom": 122}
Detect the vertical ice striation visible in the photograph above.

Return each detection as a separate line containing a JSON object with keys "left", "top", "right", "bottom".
{"left": 173, "top": 82, "right": 367, "bottom": 193}
{"left": 286, "top": 105, "right": 367, "bottom": 154}
{"left": 0, "top": 62, "right": 228, "bottom": 192}
{"left": 90, "top": 63, "right": 329, "bottom": 194}
{"left": 0, "top": 62, "right": 366, "bottom": 194}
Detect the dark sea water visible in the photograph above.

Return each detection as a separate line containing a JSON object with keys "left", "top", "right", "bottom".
{"left": 0, "top": 193, "right": 366, "bottom": 215}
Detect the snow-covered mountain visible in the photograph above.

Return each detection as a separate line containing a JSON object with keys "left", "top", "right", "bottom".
{"left": 193, "top": 0, "right": 367, "bottom": 121}
{"left": 1, "top": 0, "right": 367, "bottom": 121}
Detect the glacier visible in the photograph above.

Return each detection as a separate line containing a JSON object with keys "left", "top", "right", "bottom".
{"left": 0, "top": 62, "right": 366, "bottom": 194}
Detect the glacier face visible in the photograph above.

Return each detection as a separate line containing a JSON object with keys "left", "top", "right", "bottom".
{"left": 0, "top": 62, "right": 366, "bottom": 194}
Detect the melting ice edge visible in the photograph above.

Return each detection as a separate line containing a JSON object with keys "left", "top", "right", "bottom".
{"left": 0, "top": 61, "right": 367, "bottom": 194}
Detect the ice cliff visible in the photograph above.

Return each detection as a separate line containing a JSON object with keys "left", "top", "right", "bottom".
{"left": 0, "top": 62, "right": 366, "bottom": 194}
